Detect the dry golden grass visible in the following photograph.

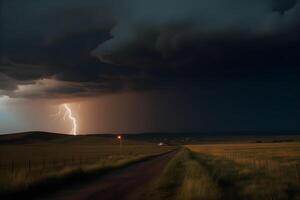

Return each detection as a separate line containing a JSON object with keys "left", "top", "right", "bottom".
{"left": 0, "top": 134, "right": 174, "bottom": 195}
{"left": 186, "top": 142, "right": 300, "bottom": 200}
{"left": 186, "top": 142, "right": 300, "bottom": 160}
{"left": 149, "top": 149, "right": 220, "bottom": 200}
{"left": 186, "top": 142, "right": 300, "bottom": 176}
{"left": 177, "top": 159, "right": 220, "bottom": 200}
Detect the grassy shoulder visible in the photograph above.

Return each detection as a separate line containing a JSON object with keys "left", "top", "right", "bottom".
{"left": 148, "top": 148, "right": 220, "bottom": 200}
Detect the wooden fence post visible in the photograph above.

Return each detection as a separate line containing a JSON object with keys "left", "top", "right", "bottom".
{"left": 28, "top": 160, "right": 31, "bottom": 172}
{"left": 11, "top": 160, "right": 14, "bottom": 174}
{"left": 43, "top": 160, "right": 45, "bottom": 169}
{"left": 296, "top": 164, "right": 300, "bottom": 183}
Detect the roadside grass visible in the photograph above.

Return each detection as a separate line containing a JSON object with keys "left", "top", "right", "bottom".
{"left": 153, "top": 149, "right": 188, "bottom": 199}
{"left": 177, "top": 157, "right": 221, "bottom": 200}
{"left": 150, "top": 148, "right": 221, "bottom": 200}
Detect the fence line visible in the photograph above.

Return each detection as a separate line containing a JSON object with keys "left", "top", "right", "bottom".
{"left": 223, "top": 151, "right": 300, "bottom": 183}
{"left": 0, "top": 155, "right": 126, "bottom": 177}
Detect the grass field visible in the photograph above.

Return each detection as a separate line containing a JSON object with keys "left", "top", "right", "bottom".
{"left": 0, "top": 132, "right": 173, "bottom": 196}
{"left": 184, "top": 142, "right": 300, "bottom": 200}
{"left": 2, "top": 132, "right": 300, "bottom": 200}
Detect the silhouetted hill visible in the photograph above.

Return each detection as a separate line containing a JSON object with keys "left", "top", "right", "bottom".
{"left": 0, "top": 131, "right": 68, "bottom": 144}
{"left": 1, "top": 131, "right": 300, "bottom": 145}
{"left": 123, "top": 131, "right": 300, "bottom": 144}
{"left": 0, "top": 131, "right": 147, "bottom": 145}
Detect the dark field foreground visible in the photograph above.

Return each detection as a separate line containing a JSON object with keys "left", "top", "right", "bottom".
{"left": 1, "top": 132, "right": 300, "bottom": 200}
{"left": 44, "top": 150, "right": 178, "bottom": 200}
{"left": 0, "top": 132, "right": 174, "bottom": 197}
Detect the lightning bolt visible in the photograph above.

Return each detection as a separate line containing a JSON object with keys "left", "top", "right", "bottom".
{"left": 53, "top": 103, "right": 78, "bottom": 136}
{"left": 63, "top": 104, "right": 78, "bottom": 136}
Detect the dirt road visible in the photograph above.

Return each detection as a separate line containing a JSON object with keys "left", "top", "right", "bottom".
{"left": 44, "top": 150, "right": 177, "bottom": 200}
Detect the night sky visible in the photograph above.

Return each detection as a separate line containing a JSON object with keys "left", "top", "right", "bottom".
{"left": 0, "top": 0, "right": 300, "bottom": 134}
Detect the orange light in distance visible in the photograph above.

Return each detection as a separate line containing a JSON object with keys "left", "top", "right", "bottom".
{"left": 117, "top": 135, "right": 122, "bottom": 140}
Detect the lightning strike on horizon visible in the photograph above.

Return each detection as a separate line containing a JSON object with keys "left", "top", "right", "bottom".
{"left": 63, "top": 104, "right": 78, "bottom": 136}
{"left": 53, "top": 104, "right": 78, "bottom": 135}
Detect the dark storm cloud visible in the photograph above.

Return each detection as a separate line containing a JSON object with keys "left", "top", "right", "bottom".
{"left": 0, "top": 73, "right": 17, "bottom": 90}
{"left": 92, "top": 0, "right": 300, "bottom": 69}
{"left": 0, "top": 0, "right": 300, "bottom": 98}
{"left": 273, "top": 0, "right": 298, "bottom": 12}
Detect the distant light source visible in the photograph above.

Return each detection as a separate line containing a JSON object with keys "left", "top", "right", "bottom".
{"left": 117, "top": 135, "right": 123, "bottom": 156}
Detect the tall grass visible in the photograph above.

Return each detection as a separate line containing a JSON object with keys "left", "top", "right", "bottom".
{"left": 152, "top": 146, "right": 300, "bottom": 200}
{"left": 187, "top": 144, "right": 300, "bottom": 200}
{"left": 177, "top": 158, "right": 220, "bottom": 200}
{"left": 154, "top": 149, "right": 188, "bottom": 199}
